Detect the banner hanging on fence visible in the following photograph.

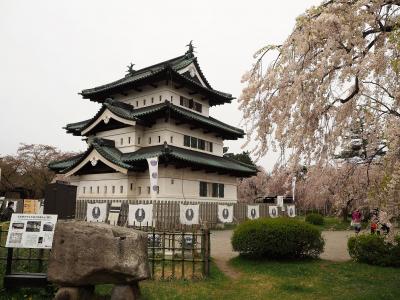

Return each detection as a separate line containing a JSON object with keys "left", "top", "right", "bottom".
{"left": 269, "top": 205, "right": 279, "bottom": 218}
{"left": 6, "top": 213, "right": 58, "bottom": 249}
{"left": 287, "top": 205, "right": 296, "bottom": 218}
{"left": 146, "top": 157, "right": 159, "bottom": 200}
{"left": 218, "top": 205, "right": 233, "bottom": 223}
{"left": 128, "top": 204, "right": 153, "bottom": 226}
{"left": 180, "top": 204, "right": 199, "bottom": 225}
{"left": 247, "top": 205, "right": 259, "bottom": 220}
{"left": 86, "top": 202, "right": 107, "bottom": 222}
{"left": 108, "top": 202, "right": 122, "bottom": 226}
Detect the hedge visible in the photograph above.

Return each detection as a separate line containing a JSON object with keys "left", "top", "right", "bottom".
{"left": 231, "top": 218, "right": 324, "bottom": 259}
{"left": 305, "top": 213, "right": 324, "bottom": 225}
{"left": 348, "top": 234, "right": 400, "bottom": 267}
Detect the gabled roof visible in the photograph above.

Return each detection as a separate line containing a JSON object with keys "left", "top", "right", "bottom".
{"left": 65, "top": 100, "right": 244, "bottom": 139}
{"left": 49, "top": 138, "right": 257, "bottom": 177}
{"left": 80, "top": 52, "right": 233, "bottom": 106}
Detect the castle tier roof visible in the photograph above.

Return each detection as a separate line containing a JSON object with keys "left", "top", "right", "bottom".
{"left": 80, "top": 53, "right": 233, "bottom": 106}
{"left": 48, "top": 138, "right": 257, "bottom": 177}
{"left": 65, "top": 100, "right": 244, "bottom": 140}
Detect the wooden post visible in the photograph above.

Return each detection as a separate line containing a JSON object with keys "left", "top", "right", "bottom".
{"left": 204, "top": 229, "right": 210, "bottom": 277}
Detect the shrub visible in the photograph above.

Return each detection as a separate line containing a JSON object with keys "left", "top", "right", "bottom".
{"left": 231, "top": 218, "right": 324, "bottom": 259}
{"left": 348, "top": 234, "right": 400, "bottom": 267}
{"left": 305, "top": 213, "right": 324, "bottom": 225}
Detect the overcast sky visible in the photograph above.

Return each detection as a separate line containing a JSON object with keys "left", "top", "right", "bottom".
{"left": 0, "top": 0, "right": 321, "bottom": 172}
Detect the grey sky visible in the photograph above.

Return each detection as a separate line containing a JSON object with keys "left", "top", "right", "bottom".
{"left": 0, "top": 0, "right": 321, "bottom": 171}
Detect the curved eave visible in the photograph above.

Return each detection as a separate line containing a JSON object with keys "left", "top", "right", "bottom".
{"left": 80, "top": 67, "right": 233, "bottom": 106}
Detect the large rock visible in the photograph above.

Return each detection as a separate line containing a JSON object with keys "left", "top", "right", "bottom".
{"left": 47, "top": 220, "right": 150, "bottom": 286}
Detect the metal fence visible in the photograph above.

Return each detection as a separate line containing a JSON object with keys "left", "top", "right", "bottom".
{"left": 0, "top": 224, "right": 210, "bottom": 281}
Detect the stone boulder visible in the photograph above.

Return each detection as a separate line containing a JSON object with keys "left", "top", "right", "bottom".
{"left": 47, "top": 220, "right": 150, "bottom": 286}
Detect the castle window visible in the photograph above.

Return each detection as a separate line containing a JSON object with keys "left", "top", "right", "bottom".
{"left": 158, "top": 136, "right": 161, "bottom": 143}
{"left": 198, "top": 139, "right": 205, "bottom": 150}
{"left": 104, "top": 186, "right": 107, "bottom": 194}
{"left": 184, "top": 135, "right": 190, "bottom": 147}
{"left": 120, "top": 138, "right": 123, "bottom": 145}
{"left": 148, "top": 137, "right": 152, "bottom": 144}
{"left": 194, "top": 102, "right": 202, "bottom": 113}
{"left": 157, "top": 186, "right": 159, "bottom": 194}
{"left": 130, "top": 183, "right": 133, "bottom": 191}
{"left": 170, "top": 136, "right": 173, "bottom": 143}
{"left": 171, "top": 96, "right": 173, "bottom": 102}
{"left": 147, "top": 186, "right": 150, "bottom": 194}
{"left": 128, "top": 137, "right": 131, "bottom": 144}
{"left": 138, "top": 187, "right": 141, "bottom": 195}
{"left": 190, "top": 136, "right": 198, "bottom": 148}
{"left": 97, "top": 186, "right": 100, "bottom": 194}
{"left": 151, "top": 97, "right": 154, "bottom": 103}
{"left": 199, "top": 182, "right": 207, "bottom": 197}
{"left": 136, "top": 101, "right": 139, "bottom": 107}
{"left": 90, "top": 186, "right": 93, "bottom": 194}
{"left": 120, "top": 186, "right": 123, "bottom": 193}
{"left": 143, "top": 99, "right": 146, "bottom": 105}
{"left": 171, "top": 179, "right": 174, "bottom": 184}
{"left": 112, "top": 186, "right": 115, "bottom": 194}
{"left": 138, "top": 137, "right": 141, "bottom": 144}
{"left": 159, "top": 95, "right": 162, "bottom": 102}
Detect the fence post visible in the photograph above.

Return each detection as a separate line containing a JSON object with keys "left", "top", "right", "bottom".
{"left": 5, "top": 248, "right": 13, "bottom": 275}
{"left": 204, "top": 229, "right": 210, "bottom": 277}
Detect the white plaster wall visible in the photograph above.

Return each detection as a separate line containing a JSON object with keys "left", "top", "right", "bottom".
{"left": 73, "top": 166, "right": 238, "bottom": 203}
{"left": 95, "top": 126, "right": 138, "bottom": 153}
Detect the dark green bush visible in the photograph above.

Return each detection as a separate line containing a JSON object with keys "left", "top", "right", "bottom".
{"left": 305, "top": 213, "right": 324, "bottom": 225}
{"left": 348, "top": 234, "right": 400, "bottom": 267}
{"left": 231, "top": 218, "right": 324, "bottom": 259}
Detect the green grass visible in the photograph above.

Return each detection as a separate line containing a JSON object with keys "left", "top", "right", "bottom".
{"left": 2, "top": 258, "right": 400, "bottom": 299}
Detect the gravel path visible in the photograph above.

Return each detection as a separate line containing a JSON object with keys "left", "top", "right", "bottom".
{"left": 210, "top": 230, "right": 354, "bottom": 278}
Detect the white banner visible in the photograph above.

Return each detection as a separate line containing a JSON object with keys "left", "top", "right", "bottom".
{"left": 108, "top": 202, "right": 122, "bottom": 226}
{"left": 128, "top": 204, "right": 153, "bottom": 226}
{"left": 86, "top": 202, "right": 107, "bottom": 223}
{"left": 287, "top": 205, "right": 296, "bottom": 218}
{"left": 180, "top": 204, "right": 199, "bottom": 225}
{"left": 277, "top": 196, "right": 284, "bottom": 211}
{"left": 292, "top": 177, "right": 296, "bottom": 202}
{"left": 247, "top": 205, "right": 259, "bottom": 220}
{"left": 218, "top": 205, "right": 233, "bottom": 223}
{"left": 146, "top": 157, "right": 159, "bottom": 199}
{"left": 6, "top": 214, "right": 58, "bottom": 249}
{"left": 269, "top": 205, "right": 279, "bottom": 218}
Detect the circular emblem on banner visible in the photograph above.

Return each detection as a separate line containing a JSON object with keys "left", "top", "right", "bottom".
{"left": 92, "top": 206, "right": 100, "bottom": 219}
{"left": 251, "top": 208, "right": 256, "bottom": 218}
{"left": 152, "top": 185, "right": 158, "bottom": 191}
{"left": 135, "top": 208, "right": 145, "bottom": 222}
{"left": 185, "top": 208, "right": 194, "bottom": 221}
{"left": 150, "top": 160, "right": 158, "bottom": 166}
{"left": 151, "top": 172, "right": 158, "bottom": 179}
{"left": 272, "top": 208, "right": 277, "bottom": 216}
{"left": 222, "top": 208, "right": 229, "bottom": 219}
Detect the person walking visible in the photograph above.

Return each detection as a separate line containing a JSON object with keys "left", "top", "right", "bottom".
{"left": 351, "top": 208, "right": 362, "bottom": 234}
{"left": 0, "top": 201, "right": 15, "bottom": 222}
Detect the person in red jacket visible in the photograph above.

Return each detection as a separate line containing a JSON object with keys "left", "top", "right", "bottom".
{"left": 351, "top": 209, "right": 362, "bottom": 234}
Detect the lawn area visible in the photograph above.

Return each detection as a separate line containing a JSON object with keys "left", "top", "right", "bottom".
{"left": 297, "top": 216, "right": 352, "bottom": 231}
{"left": 1, "top": 258, "right": 400, "bottom": 299}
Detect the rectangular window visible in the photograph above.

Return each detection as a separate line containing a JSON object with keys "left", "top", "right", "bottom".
{"left": 218, "top": 184, "right": 224, "bottom": 198}
{"left": 120, "top": 138, "right": 123, "bottom": 145}
{"left": 136, "top": 101, "right": 139, "bottom": 107}
{"left": 212, "top": 183, "right": 219, "bottom": 197}
{"left": 210, "top": 142, "right": 213, "bottom": 152}
{"left": 104, "top": 186, "right": 107, "bottom": 194}
{"left": 159, "top": 95, "right": 162, "bottom": 102}
{"left": 184, "top": 135, "right": 190, "bottom": 147}
{"left": 157, "top": 186, "right": 159, "bottom": 194}
{"left": 171, "top": 179, "right": 174, "bottom": 184}
{"left": 151, "top": 97, "right": 154, "bottom": 103}
{"left": 158, "top": 136, "right": 161, "bottom": 143}
{"left": 148, "top": 137, "right": 152, "bottom": 144}
{"left": 97, "top": 186, "right": 100, "bottom": 194}
{"left": 138, "top": 137, "right": 141, "bottom": 144}
{"left": 90, "top": 186, "right": 93, "bottom": 194}
{"left": 190, "top": 136, "right": 197, "bottom": 148}
{"left": 147, "top": 186, "right": 150, "bottom": 194}
{"left": 170, "top": 136, "right": 173, "bottom": 143}
{"left": 120, "top": 186, "right": 123, "bottom": 193}
{"left": 205, "top": 141, "right": 213, "bottom": 152}
{"left": 198, "top": 139, "right": 205, "bottom": 150}
{"left": 112, "top": 186, "right": 115, "bottom": 194}
{"left": 128, "top": 137, "right": 131, "bottom": 144}
{"left": 138, "top": 187, "right": 141, "bottom": 195}
{"left": 199, "top": 181, "right": 207, "bottom": 197}
{"left": 171, "top": 95, "right": 173, "bottom": 102}
{"left": 194, "top": 102, "right": 202, "bottom": 113}
{"left": 143, "top": 99, "right": 146, "bottom": 105}
{"left": 130, "top": 183, "right": 133, "bottom": 191}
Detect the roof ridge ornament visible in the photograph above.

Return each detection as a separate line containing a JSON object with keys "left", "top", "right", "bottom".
{"left": 126, "top": 62, "right": 135, "bottom": 76}
{"left": 185, "top": 41, "right": 195, "bottom": 58}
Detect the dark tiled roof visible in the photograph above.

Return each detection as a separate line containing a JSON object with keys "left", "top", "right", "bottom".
{"left": 80, "top": 53, "right": 233, "bottom": 106}
{"left": 65, "top": 100, "right": 244, "bottom": 139}
{"left": 49, "top": 139, "right": 257, "bottom": 177}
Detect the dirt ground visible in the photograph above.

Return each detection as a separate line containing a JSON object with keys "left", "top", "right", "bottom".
{"left": 210, "top": 230, "right": 355, "bottom": 278}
